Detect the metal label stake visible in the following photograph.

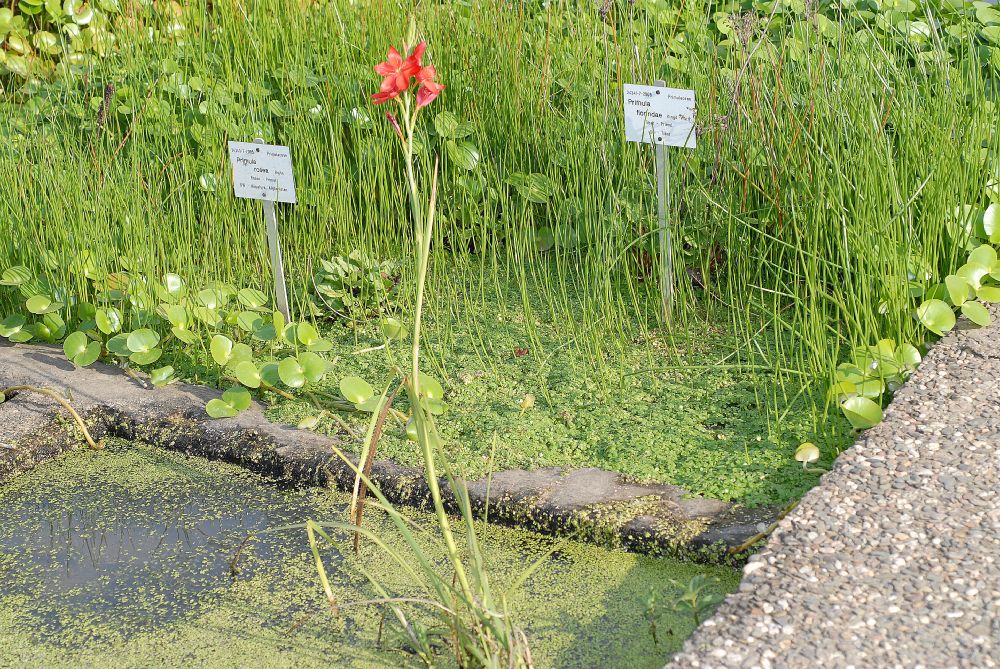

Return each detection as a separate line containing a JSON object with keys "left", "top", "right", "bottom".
{"left": 653, "top": 79, "right": 673, "bottom": 323}
{"left": 256, "top": 138, "right": 291, "bottom": 322}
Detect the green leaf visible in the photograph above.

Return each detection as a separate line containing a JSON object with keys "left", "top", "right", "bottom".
{"left": 171, "top": 327, "right": 199, "bottom": 344}
{"left": 977, "top": 285, "right": 1000, "bottom": 302}
{"left": 95, "top": 308, "right": 121, "bottom": 334}
{"left": 106, "top": 333, "right": 131, "bottom": 356}
{"left": 0, "top": 314, "right": 27, "bottom": 337}
{"left": 231, "top": 360, "right": 262, "bottom": 388}
{"left": 206, "top": 398, "right": 239, "bottom": 418}
{"left": 984, "top": 204, "right": 999, "bottom": 243}
{"left": 446, "top": 140, "right": 481, "bottom": 171}
{"left": 896, "top": 343, "right": 921, "bottom": 371}
{"left": 223, "top": 385, "right": 252, "bottom": 411}
{"left": 75, "top": 341, "right": 102, "bottom": 367}
{"left": 150, "top": 366, "right": 176, "bottom": 387}
{"left": 417, "top": 372, "right": 444, "bottom": 400}
{"left": 961, "top": 301, "right": 992, "bottom": 326}
{"left": 298, "top": 352, "right": 328, "bottom": 383}
{"left": 944, "top": 274, "right": 970, "bottom": 306}
{"left": 794, "top": 442, "right": 820, "bottom": 464}
{"left": 294, "top": 322, "right": 320, "bottom": 346}
{"left": 26, "top": 295, "right": 62, "bottom": 315}
{"left": 126, "top": 328, "right": 160, "bottom": 353}
{"left": 916, "top": 299, "right": 956, "bottom": 336}
{"left": 161, "top": 304, "right": 189, "bottom": 328}
{"left": 129, "top": 348, "right": 162, "bottom": 366}
{"left": 381, "top": 317, "right": 405, "bottom": 340}
{"left": 228, "top": 343, "right": 254, "bottom": 366}
{"left": 841, "top": 396, "right": 883, "bottom": 430}
{"left": 237, "top": 288, "right": 269, "bottom": 310}
{"left": 260, "top": 362, "right": 281, "bottom": 386}
{"left": 433, "top": 110, "right": 474, "bottom": 139}
{"left": 339, "top": 376, "right": 373, "bottom": 404}
{"left": 0, "top": 266, "right": 31, "bottom": 286}
{"left": 957, "top": 262, "right": 991, "bottom": 290}
{"left": 968, "top": 244, "right": 998, "bottom": 268}
{"left": 277, "top": 357, "right": 306, "bottom": 388}
{"left": 63, "top": 331, "right": 89, "bottom": 360}
{"left": 506, "top": 172, "right": 557, "bottom": 203}
{"left": 210, "top": 334, "right": 234, "bottom": 366}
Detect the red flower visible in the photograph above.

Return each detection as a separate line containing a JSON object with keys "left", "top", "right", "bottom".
{"left": 374, "top": 46, "right": 418, "bottom": 97}
{"left": 415, "top": 64, "right": 444, "bottom": 108}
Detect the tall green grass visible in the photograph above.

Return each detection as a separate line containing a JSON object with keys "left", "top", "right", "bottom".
{"left": 1, "top": 0, "right": 997, "bottom": 432}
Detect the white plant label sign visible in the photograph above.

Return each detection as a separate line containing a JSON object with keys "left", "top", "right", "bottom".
{"left": 228, "top": 141, "right": 297, "bottom": 203}
{"left": 623, "top": 84, "right": 697, "bottom": 149}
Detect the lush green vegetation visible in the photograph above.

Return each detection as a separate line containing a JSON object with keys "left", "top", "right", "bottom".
{"left": 2, "top": 0, "right": 1000, "bottom": 665}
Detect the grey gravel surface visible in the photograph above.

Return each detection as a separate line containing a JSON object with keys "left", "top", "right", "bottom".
{"left": 668, "top": 308, "right": 1000, "bottom": 669}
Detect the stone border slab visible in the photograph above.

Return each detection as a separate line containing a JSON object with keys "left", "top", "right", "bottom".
{"left": 666, "top": 307, "right": 1000, "bottom": 668}
{"left": 0, "top": 342, "right": 773, "bottom": 562}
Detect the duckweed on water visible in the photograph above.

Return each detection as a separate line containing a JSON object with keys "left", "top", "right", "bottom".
{"left": 0, "top": 441, "right": 737, "bottom": 668}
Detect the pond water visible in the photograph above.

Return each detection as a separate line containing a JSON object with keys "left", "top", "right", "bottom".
{"left": 0, "top": 441, "right": 738, "bottom": 668}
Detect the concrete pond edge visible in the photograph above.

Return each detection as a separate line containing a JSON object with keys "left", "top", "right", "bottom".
{"left": 0, "top": 342, "right": 776, "bottom": 564}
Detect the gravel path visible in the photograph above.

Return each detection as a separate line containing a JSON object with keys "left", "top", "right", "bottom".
{"left": 667, "top": 308, "right": 1000, "bottom": 669}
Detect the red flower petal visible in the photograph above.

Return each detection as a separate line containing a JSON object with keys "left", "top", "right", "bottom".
{"left": 416, "top": 81, "right": 444, "bottom": 108}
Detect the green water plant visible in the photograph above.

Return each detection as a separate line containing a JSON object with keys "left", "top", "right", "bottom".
{"left": 305, "top": 27, "right": 534, "bottom": 667}
{"left": 310, "top": 250, "right": 399, "bottom": 322}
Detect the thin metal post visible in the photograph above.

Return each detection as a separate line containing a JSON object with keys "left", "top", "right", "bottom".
{"left": 255, "top": 137, "right": 291, "bottom": 322}
{"left": 653, "top": 80, "right": 673, "bottom": 323}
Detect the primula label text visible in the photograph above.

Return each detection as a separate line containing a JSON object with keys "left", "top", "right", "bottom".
{"left": 623, "top": 84, "right": 697, "bottom": 149}
{"left": 228, "top": 141, "right": 297, "bottom": 203}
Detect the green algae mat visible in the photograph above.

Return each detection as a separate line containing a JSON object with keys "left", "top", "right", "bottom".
{"left": 0, "top": 441, "right": 737, "bottom": 669}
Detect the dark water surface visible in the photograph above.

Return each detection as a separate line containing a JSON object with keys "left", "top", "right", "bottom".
{"left": 0, "top": 441, "right": 737, "bottom": 668}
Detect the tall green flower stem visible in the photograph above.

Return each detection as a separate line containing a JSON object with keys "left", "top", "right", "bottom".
{"left": 388, "top": 54, "right": 475, "bottom": 607}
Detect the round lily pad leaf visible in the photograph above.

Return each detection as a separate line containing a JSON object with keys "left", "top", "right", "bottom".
{"left": 294, "top": 322, "right": 320, "bottom": 346}
{"left": 95, "top": 308, "right": 122, "bottom": 334}
{"left": 976, "top": 285, "right": 1000, "bottom": 302}
{"left": 210, "top": 334, "right": 234, "bottom": 366}
{"left": 236, "top": 311, "right": 263, "bottom": 332}
{"left": 961, "top": 300, "right": 992, "bottom": 326}
{"left": 106, "top": 333, "right": 131, "bottom": 356}
{"left": 405, "top": 416, "right": 418, "bottom": 442}
{"left": 228, "top": 343, "right": 254, "bottom": 367}
{"left": 841, "top": 396, "right": 884, "bottom": 430}
{"left": 0, "top": 314, "right": 27, "bottom": 337}
{"left": 340, "top": 376, "right": 373, "bottom": 404}
{"left": 957, "top": 262, "right": 990, "bottom": 290}
{"left": 305, "top": 338, "right": 333, "bottom": 352}
{"left": 206, "top": 398, "right": 239, "bottom": 418}
{"left": 129, "top": 348, "right": 162, "bottom": 366}
{"left": 984, "top": 203, "right": 999, "bottom": 243}
{"left": 237, "top": 288, "right": 269, "bottom": 310}
{"left": 278, "top": 357, "right": 306, "bottom": 388}
{"left": 150, "top": 366, "right": 176, "bottom": 387}
{"left": 63, "top": 330, "right": 89, "bottom": 360}
{"left": 298, "top": 352, "right": 328, "bottom": 383}
{"left": 162, "top": 273, "right": 185, "bottom": 297}
{"left": 381, "top": 317, "right": 405, "bottom": 341}
{"left": 171, "top": 327, "right": 199, "bottom": 345}
{"left": 161, "top": 304, "right": 189, "bottom": 328}
{"left": 944, "top": 274, "right": 970, "bottom": 306}
{"left": 827, "top": 380, "right": 857, "bottom": 403}
{"left": 896, "top": 343, "right": 921, "bottom": 370}
{"left": 298, "top": 415, "right": 321, "bottom": 430}
{"left": 26, "top": 295, "right": 62, "bottom": 315}
{"left": 417, "top": 372, "right": 444, "bottom": 400}
{"left": 968, "top": 244, "right": 997, "bottom": 268}
{"left": 223, "top": 385, "right": 252, "bottom": 411}
{"left": 231, "top": 360, "right": 262, "bottom": 388}
{"left": 855, "top": 378, "right": 885, "bottom": 399}
{"left": 916, "top": 299, "right": 956, "bottom": 336}
{"left": 127, "top": 328, "right": 160, "bottom": 353}
{"left": 794, "top": 442, "right": 820, "bottom": 464}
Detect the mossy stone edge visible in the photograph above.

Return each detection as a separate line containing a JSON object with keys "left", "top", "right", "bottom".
{"left": 0, "top": 342, "right": 775, "bottom": 564}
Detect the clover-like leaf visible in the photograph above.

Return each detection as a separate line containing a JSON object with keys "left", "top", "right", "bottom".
{"left": 977, "top": 286, "right": 1000, "bottom": 302}
{"left": 841, "top": 396, "right": 884, "bottom": 430}
{"left": 294, "top": 322, "right": 320, "bottom": 346}
{"left": 237, "top": 288, "right": 269, "bottom": 310}
{"left": 381, "top": 317, "right": 405, "bottom": 340}
{"left": 916, "top": 299, "right": 956, "bottom": 336}
{"left": 0, "top": 314, "right": 27, "bottom": 338}
{"left": 416, "top": 372, "right": 445, "bottom": 400}
{"left": 957, "top": 262, "right": 991, "bottom": 291}
{"left": 130, "top": 348, "right": 162, "bottom": 366}
{"left": 63, "top": 331, "right": 101, "bottom": 367}
{"left": 968, "top": 244, "right": 997, "bottom": 268}
{"left": 106, "top": 333, "right": 131, "bottom": 356}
